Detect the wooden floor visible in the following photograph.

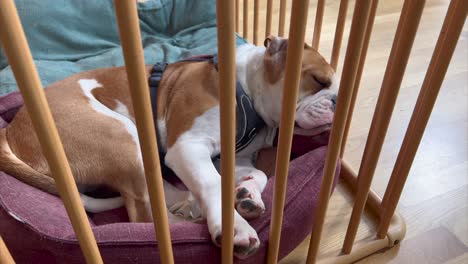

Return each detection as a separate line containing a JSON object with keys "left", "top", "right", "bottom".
{"left": 241, "top": 0, "right": 467, "bottom": 263}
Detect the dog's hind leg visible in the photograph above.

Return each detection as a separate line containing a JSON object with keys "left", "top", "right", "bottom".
{"left": 112, "top": 166, "right": 153, "bottom": 223}
{"left": 121, "top": 193, "right": 152, "bottom": 222}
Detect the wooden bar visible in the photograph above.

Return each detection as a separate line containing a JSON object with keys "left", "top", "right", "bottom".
{"left": 305, "top": 1, "right": 374, "bottom": 263}
{"left": 0, "top": 1, "right": 103, "bottom": 263}
{"left": 216, "top": 0, "right": 237, "bottom": 263}
{"left": 330, "top": 0, "right": 350, "bottom": 70}
{"left": 254, "top": 0, "right": 260, "bottom": 45}
{"left": 341, "top": 0, "right": 425, "bottom": 253}
{"left": 267, "top": 1, "right": 311, "bottom": 263}
{"left": 309, "top": 159, "right": 407, "bottom": 264}
{"left": 236, "top": 0, "right": 240, "bottom": 33}
{"left": 378, "top": 0, "right": 468, "bottom": 239}
{"left": 113, "top": 1, "right": 174, "bottom": 263}
{"left": 340, "top": 0, "right": 378, "bottom": 158}
{"left": 265, "top": 0, "right": 273, "bottom": 38}
{"left": 312, "top": 0, "right": 326, "bottom": 50}
{"left": 340, "top": 160, "right": 383, "bottom": 217}
{"left": 0, "top": 237, "right": 15, "bottom": 264}
{"left": 244, "top": 0, "right": 249, "bottom": 39}
{"left": 278, "top": 0, "right": 287, "bottom": 37}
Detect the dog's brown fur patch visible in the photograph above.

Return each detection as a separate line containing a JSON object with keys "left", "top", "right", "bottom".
{"left": 156, "top": 61, "right": 220, "bottom": 147}
{"left": 1, "top": 69, "right": 152, "bottom": 221}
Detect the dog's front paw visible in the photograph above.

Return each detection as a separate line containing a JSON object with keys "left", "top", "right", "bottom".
{"left": 235, "top": 176, "right": 265, "bottom": 220}
{"left": 212, "top": 217, "right": 260, "bottom": 259}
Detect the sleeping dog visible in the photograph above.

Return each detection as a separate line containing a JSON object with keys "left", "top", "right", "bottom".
{"left": 0, "top": 36, "right": 337, "bottom": 258}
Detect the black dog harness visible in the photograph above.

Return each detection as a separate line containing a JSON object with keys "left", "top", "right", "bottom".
{"left": 148, "top": 55, "right": 266, "bottom": 158}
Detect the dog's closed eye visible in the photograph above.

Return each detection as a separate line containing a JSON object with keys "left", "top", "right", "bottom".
{"left": 313, "top": 75, "right": 331, "bottom": 88}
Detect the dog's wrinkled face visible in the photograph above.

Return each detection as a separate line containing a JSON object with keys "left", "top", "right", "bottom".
{"left": 263, "top": 36, "right": 337, "bottom": 135}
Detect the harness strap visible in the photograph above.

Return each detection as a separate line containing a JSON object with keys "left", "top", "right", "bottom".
{"left": 148, "top": 55, "right": 266, "bottom": 157}
{"left": 149, "top": 62, "right": 168, "bottom": 154}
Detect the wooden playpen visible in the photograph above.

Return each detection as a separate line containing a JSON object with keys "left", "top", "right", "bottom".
{"left": 0, "top": 0, "right": 466, "bottom": 263}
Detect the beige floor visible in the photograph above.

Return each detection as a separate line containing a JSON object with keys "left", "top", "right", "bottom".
{"left": 240, "top": 0, "right": 467, "bottom": 263}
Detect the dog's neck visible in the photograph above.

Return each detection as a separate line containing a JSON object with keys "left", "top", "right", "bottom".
{"left": 236, "top": 44, "right": 284, "bottom": 128}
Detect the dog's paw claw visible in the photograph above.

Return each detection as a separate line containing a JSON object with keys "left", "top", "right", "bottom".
{"left": 236, "top": 198, "right": 265, "bottom": 220}
{"left": 240, "top": 199, "right": 259, "bottom": 212}
{"left": 236, "top": 187, "right": 250, "bottom": 200}
{"left": 215, "top": 234, "right": 222, "bottom": 247}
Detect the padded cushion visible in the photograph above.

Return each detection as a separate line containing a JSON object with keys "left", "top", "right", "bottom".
{"left": 0, "top": 91, "right": 340, "bottom": 263}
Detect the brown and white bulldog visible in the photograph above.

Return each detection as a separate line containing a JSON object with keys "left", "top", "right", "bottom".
{"left": 0, "top": 36, "right": 336, "bottom": 258}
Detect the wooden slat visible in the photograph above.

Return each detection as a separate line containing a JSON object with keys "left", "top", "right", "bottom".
{"left": 254, "top": 0, "right": 260, "bottom": 45}
{"left": 0, "top": 1, "right": 103, "bottom": 263}
{"left": 265, "top": 0, "right": 273, "bottom": 38}
{"left": 0, "top": 237, "right": 15, "bottom": 264}
{"left": 378, "top": 0, "right": 468, "bottom": 238}
{"left": 340, "top": 0, "right": 379, "bottom": 158}
{"left": 244, "top": 0, "right": 249, "bottom": 39}
{"left": 330, "top": 0, "right": 350, "bottom": 70}
{"left": 312, "top": 0, "right": 326, "bottom": 50}
{"left": 305, "top": 1, "right": 374, "bottom": 263}
{"left": 278, "top": 0, "right": 287, "bottom": 37}
{"left": 216, "top": 0, "right": 237, "bottom": 263}
{"left": 267, "top": 0, "right": 311, "bottom": 263}
{"left": 341, "top": 0, "right": 426, "bottom": 253}
{"left": 112, "top": 1, "right": 174, "bottom": 263}
{"left": 236, "top": 0, "right": 240, "bottom": 33}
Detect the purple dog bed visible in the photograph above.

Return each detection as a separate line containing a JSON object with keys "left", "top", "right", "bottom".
{"left": 0, "top": 91, "right": 340, "bottom": 263}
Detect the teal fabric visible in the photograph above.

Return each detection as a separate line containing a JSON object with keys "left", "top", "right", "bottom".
{"left": 0, "top": 0, "right": 247, "bottom": 95}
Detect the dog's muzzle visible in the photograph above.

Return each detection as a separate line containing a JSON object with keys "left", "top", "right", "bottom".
{"left": 293, "top": 90, "right": 336, "bottom": 136}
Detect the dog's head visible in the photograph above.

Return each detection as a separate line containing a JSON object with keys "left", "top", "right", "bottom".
{"left": 261, "top": 36, "right": 337, "bottom": 136}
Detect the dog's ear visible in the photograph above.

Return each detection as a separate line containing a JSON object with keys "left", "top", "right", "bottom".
{"left": 263, "top": 36, "right": 288, "bottom": 84}
{"left": 264, "top": 35, "right": 288, "bottom": 55}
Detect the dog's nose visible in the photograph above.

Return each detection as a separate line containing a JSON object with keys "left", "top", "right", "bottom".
{"left": 330, "top": 94, "right": 337, "bottom": 108}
